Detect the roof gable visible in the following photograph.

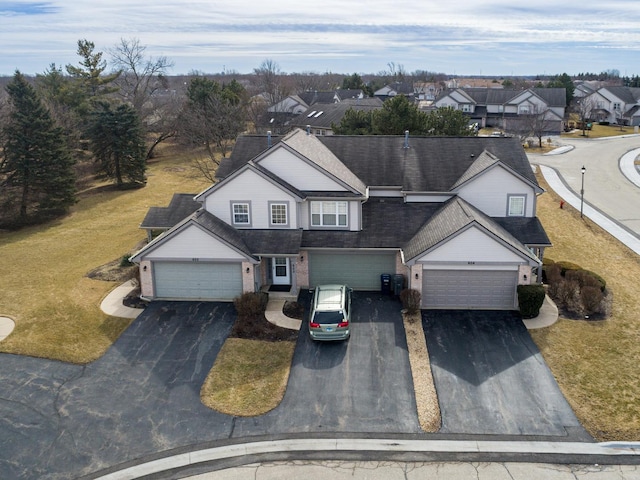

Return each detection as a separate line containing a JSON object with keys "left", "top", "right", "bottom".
{"left": 257, "top": 129, "right": 367, "bottom": 194}
{"left": 131, "top": 210, "right": 256, "bottom": 263}
{"left": 403, "top": 197, "right": 539, "bottom": 264}
{"left": 451, "top": 149, "right": 542, "bottom": 193}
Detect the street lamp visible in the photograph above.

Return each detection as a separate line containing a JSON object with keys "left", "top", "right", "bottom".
{"left": 580, "top": 166, "right": 586, "bottom": 218}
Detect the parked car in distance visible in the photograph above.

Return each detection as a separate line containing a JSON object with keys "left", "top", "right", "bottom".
{"left": 309, "top": 284, "right": 352, "bottom": 341}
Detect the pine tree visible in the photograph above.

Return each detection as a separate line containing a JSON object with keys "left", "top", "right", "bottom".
{"left": 1, "top": 71, "right": 76, "bottom": 225}
{"left": 88, "top": 102, "right": 146, "bottom": 188}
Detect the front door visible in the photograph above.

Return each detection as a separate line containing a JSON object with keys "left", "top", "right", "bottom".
{"left": 272, "top": 257, "right": 291, "bottom": 285}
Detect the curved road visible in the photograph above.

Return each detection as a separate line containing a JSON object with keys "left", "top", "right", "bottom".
{"left": 529, "top": 135, "right": 640, "bottom": 238}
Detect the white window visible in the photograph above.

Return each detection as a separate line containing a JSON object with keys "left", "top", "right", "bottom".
{"left": 270, "top": 203, "right": 288, "bottom": 226}
{"left": 508, "top": 195, "right": 526, "bottom": 216}
{"left": 613, "top": 102, "right": 621, "bottom": 111}
{"left": 518, "top": 104, "right": 531, "bottom": 115}
{"left": 462, "top": 104, "right": 471, "bottom": 112}
{"left": 311, "top": 201, "right": 348, "bottom": 227}
{"left": 232, "top": 202, "right": 250, "bottom": 225}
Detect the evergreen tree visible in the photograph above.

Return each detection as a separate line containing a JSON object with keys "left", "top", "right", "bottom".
{"left": 88, "top": 102, "right": 146, "bottom": 188}
{"left": 66, "top": 39, "right": 120, "bottom": 114}
{"left": 331, "top": 108, "right": 374, "bottom": 135}
{"left": 547, "top": 73, "right": 575, "bottom": 106}
{"left": 1, "top": 71, "right": 76, "bottom": 224}
{"left": 424, "top": 107, "right": 475, "bottom": 136}
{"left": 372, "top": 95, "right": 425, "bottom": 135}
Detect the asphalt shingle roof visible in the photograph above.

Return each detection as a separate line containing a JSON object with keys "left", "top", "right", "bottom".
{"left": 403, "top": 197, "right": 540, "bottom": 262}
{"left": 219, "top": 132, "right": 537, "bottom": 193}
{"left": 240, "top": 229, "right": 303, "bottom": 255}
{"left": 139, "top": 193, "right": 200, "bottom": 229}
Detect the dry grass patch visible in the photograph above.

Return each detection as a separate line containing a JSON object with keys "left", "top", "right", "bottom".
{"left": 0, "top": 148, "right": 209, "bottom": 363}
{"left": 201, "top": 338, "right": 296, "bottom": 416}
{"left": 402, "top": 312, "right": 441, "bottom": 432}
{"left": 562, "top": 124, "right": 637, "bottom": 139}
{"left": 530, "top": 171, "right": 640, "bottom": 441}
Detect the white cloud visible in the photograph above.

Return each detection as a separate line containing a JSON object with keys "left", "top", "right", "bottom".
{"left": 2, "top": 0, "right": 640, "bottom": 75}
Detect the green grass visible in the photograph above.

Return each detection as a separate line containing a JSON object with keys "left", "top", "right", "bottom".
{"left": 530, "top": 172, "right": 640, "bottom": 441}
{"left": 0, "top": 147, "right": 209, "bottom": 363}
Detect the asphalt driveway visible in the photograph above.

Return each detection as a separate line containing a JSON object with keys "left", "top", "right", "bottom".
{"left": 422, "top": 310, "right": 589, "bottom": 439}
{"left": 233, "top": 291, "right": 421, "bottom": 435}
{"left": 0, "top": 294, "right": 419, "bottom": 479}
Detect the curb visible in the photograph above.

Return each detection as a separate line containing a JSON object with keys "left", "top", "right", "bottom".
{"left": 86, "top": 437, "right": 640, "bottom": 479}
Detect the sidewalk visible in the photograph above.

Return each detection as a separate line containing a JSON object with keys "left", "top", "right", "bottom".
{"left": 91, "top": 437, "right": 640, "bottom": 479}
{"left": 99, "top": 280, "right": 144, "bottom": 319}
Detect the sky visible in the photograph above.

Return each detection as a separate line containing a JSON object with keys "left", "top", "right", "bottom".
{"left": 2, "top": 0, "right": 640, "bottom": 78}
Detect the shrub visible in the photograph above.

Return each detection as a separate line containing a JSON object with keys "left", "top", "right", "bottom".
{"left": 400, "top": 288, "right": 421, "bottom": 315}
{"left": 565, "top": 269, "right": 606, "bottom": 292}
{"left": 517, "top": 284, "right": 546, "bottom": 318}
{"left": 556, "top": 260, "right": 583, "bottom": 275}
{"left": 120, "top": 254, "right": 134, "bottom": 267}
{"left": 581, "top": 286, "right": 604, "bottom": 316}
{"left": 556, "top": 279, "right": 580, "bottom": 308}
{"left": 233, "top": 292, "right": 268, "bottom": 319}
{"left": 545, "top": 263, "right": 562, "bottom": 285}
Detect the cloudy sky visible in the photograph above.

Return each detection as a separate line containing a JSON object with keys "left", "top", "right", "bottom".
{"left": 2, "top": 0, "right": 640, "bottom": 77}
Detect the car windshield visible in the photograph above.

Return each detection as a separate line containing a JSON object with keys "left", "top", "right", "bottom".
{"left": 313, "top": 311, "right": 345, "bottom": 324}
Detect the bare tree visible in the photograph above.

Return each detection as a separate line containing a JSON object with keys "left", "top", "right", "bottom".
{"left": 575, "top": 97, "right": 595, "bottom": 137}
{"left": 110, "top": 38, "right": 176, "bottom": 158}
{"left": 514, "top": 107, "right": 558, "bottom": 147}
{"left": 254, "top": 59, "right": 288, "bottom": 105}
{"left": 110, "top": 38, "right": 174, "bottom": 114}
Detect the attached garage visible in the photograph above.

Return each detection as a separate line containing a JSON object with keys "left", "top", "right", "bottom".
{"left": 153, "top": 261, "right": 243, "bottom": 300}
{"left": 422, "top": 269, "right": 517, "bottom": 310}
{"left": 308, "top": 251, "right": 397, "bottom": 290}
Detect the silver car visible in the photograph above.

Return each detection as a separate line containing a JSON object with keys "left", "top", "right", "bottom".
{"left": 308, "top": 284, "right": 352, "bottom": 341}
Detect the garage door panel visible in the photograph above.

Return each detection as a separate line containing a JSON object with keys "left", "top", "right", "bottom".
{"left": 309, "top": 252, "right": 396, "bottom": 290}
{"left": 154, "top": 262, "right": 242, "bottom": 300}
{"left": 423, "top": 270, "right": 516, "bottom": 310}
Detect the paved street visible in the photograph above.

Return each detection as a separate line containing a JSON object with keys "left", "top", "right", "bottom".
{"left": 187, "top": 460, "right": 640, "bottom": 480}
{"left": 529, "top": 135, "right": 640, "bottom": 236}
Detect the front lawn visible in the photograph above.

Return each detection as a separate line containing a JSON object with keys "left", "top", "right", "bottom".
{"left": 562, "top": 124, "right": 637, "bottom": 139}
{"left": 0, "top": 147, "right": 209, "bottom": 363}
{"left": 531, "top": 171, "right": 640, "bottom": 441}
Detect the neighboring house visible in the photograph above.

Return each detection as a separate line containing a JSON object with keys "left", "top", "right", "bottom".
{"left": 584, "top": 86, "right": 640, "bottom": 126}
{"left": 131, "top": 129, "right": 550, "bottom": 310}
{"left": 374, "top": 82, "right": 415, "bottom": 101}
{"left": 434, "top": 87, "right": 566, "bottom": 134}
{"left": 265, "top": 90, "right": 366, "bottom": 131}
{"left": 290, "top": 98, "right": 384, "bottom": 136}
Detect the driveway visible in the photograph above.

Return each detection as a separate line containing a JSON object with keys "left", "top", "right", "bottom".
{"left": 0, "top": 301, "right": 238, "bottom": 480}
{"left": 0, "top": 295, "right": 419, "bottom": 479}
{"left": 422, "top": 310, "right": 589, "bottom": 439}
{"left": 233, "top": 291, "right": 421, "bottom": 435}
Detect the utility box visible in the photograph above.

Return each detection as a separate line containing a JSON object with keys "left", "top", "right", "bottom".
{"left": 380, "top": 274, "right": 391, "bottom": 295}
{"left": 393, "top": 274, "right": 405, "bottom": 296}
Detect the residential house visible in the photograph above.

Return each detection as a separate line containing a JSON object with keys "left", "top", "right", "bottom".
{"left": 434, "top": 88, "right": 567, "bottom": 134}
{"left": 131, "top": 129, "right": 550, "bottom": 310}
{"left": 264, "top": 89, "right": 365, "bottom": 132}
{"left": 291, "top": 98, "right": 384, "bottom": 136}
{"left": 374, "top": 82, "right": 415, "bottom": 101}
{"left": 584, "top": 86, "right": 640, "bottom": 126}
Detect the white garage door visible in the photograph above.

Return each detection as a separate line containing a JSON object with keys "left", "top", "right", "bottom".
{"left": 153, "top": 261, "right": 242, "bottom": 301}
{"left": 422, "top": 270, "right": 517, "bottom": 310}
{"left": 308, "top": 252, "right": 397, "bottom": 290}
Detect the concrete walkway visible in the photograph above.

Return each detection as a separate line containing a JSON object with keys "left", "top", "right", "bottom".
{"left": 264, "top": 291, "right": 302, "bottom": 330}
{"left": 0, "top": 316, "right": 15, "bottom": 341}
{"left": 99, "top": 280, "right": 144, "bottom": 319}
{"left": 522, "top": 295, "right": 559, "bottom": 329}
